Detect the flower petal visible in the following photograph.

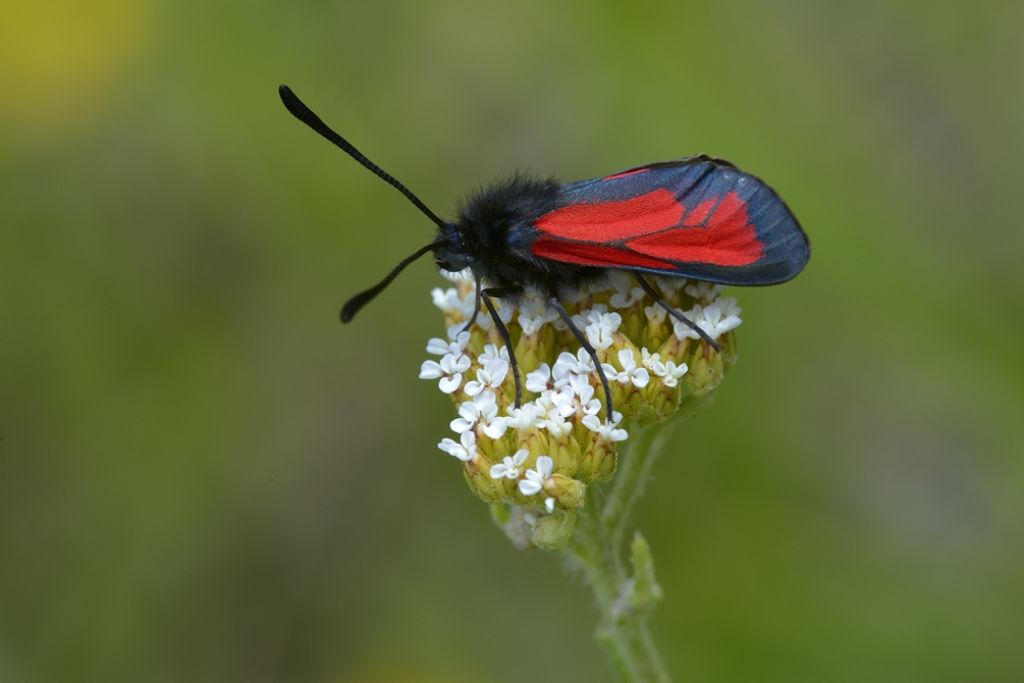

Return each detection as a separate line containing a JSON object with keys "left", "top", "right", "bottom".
{"left": 536, "top": 456, "right": 553, "bottom": 478}
{"left": 438, "top": 374, "right": 462, "bottom": 394}
{"left": 631, "top": 368, "right": 650, "bottom": 388}
{"left": 518, "top": 478, "right": 542, "bottom": 496}
{"left": 419, "top": 360, "right": 443, "bottom": 379}
{"left": 426, "top": 338, "right": 449, "bottom": 355}
{"left": 482, "top": 419, "right": 508, "bottom": 439}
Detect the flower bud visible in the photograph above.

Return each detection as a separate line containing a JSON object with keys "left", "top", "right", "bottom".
{"left": 514, "top": 326, "right": 556, "bottom": 374}
{"left": 531, "top": 510, "right": 577, "bottom": 550}
{"left": 462, "top": 455, "right": 507, "bottom": 503}
{"left": 579, "top": 436, "right": 618, "bottom": 484}
{"left": 684, "top": 343, "right": 726, "bottom": 399}
{"left": 545, "top": 473, "right": 586, "bottom": 510}
{"left": 547, "top": 435, "right": 582, "bottom": 477}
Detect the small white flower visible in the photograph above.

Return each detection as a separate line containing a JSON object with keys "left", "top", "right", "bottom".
{"left": 477, "top": 343, "right": 509, "bottom": 367}
{"left": 504, "top": 402, "right": 543, "bottom": 430}
{"left": 706, "top": 297, "right": 742, "bottom": 335}
{"left": 610, "top": 287, "right": 645, "bottom": 309}
{"left": 546, "top": 387, "right": 576, "bottom": 418}
{"left": 685, "top": 281, "right": 723, "bottom": 303}
{"left": 541, "top": 419, "right": 572, "bottom": 439}
{"left": 567, "top": 373, "right": 591, "bottom": 399}
{"left": 641, "top": 348, "right": 688, "bottom": 388}
{"left": 602, "top": 348, "right": 650, "bottom": 388}
{"left": 572, "top": 304, "right": 609, "bottom": 329}
{"left": 430, "top": 287, "right": 476, "bottom": 318}
{"left": 552, "top": 348, "right": 596, "bottom": 380}
{"left": 567, "top": 374, "right": 601, "bottom": 416}
{"left": 553, "top": 384, "right": 577, "bottom": 413}
{"left": 517, "top": 293, "right": 559, "bottom": 335}
{"left": 584, "top": 311, "right": 622, "bottom": 352}
{"left": 643, "top": 304, "right": 667, "bottom": 324}
{"left": 464, "top": 358, "right": 510, "bottom": 397}
{"left": 672, "top": 299, "right": 742, "bottom": 341}
{"left": 490, "top": 449, "right": 529, "bottom": 480}
{"left": 544, "top": 497, "right": 556, "bottom": 513}
{"left": 445, "top": 322, "right": 469, "bottom": 341}
{"left": 608, "top": 272, "right": 645, "bottom": 309}
{"left": 475, "top": 297, "right": 515, "bottom": 331}
{"left": 419, "top": 352, "right": 472, "bottom": 394}
{"left": 525, "top": 364, "right": 555, "bottom": 394}
{"left": 535, "top": 391, "right": 573, "bottom": 437}
{"left": 438, "top": 430, "right": 477, "bottom": 462}
{"left": 671, "top": 313, "right": 702, "bottom": 341}
{"left": 654, "top": 276, "right": 688, "bottom": 296}
{"left": 425, "top": 331, "right": 470, "bottom": 357}
{"left": 518, "top": 455, "right": 553, "bottom": 496}
{"left": 582, "top": 411, "right": 629, "bottom": 442}
{"left": 450, "top": 391, "right": 507, "bottom": 439}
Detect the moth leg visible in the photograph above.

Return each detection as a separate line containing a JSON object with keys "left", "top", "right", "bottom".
{"left": 481, "top": 287, "right": 523, "bottom": 408}
{"left": 634, "top": 274, "right": 722, "bottom": 352}
{"left": 548, "top": 297, "right": 615, "bottom": 418}
{"left": 459, "top": 276, "right": 483, "bottom": 335}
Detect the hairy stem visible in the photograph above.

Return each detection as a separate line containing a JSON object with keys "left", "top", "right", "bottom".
{"left": 564, "top": 406, "right": 699, "bottom": 682}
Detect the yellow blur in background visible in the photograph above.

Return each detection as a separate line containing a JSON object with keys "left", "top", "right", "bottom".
{"left": 1, "top": 1, "right": 1022, "bottom": 681}
{"left": 0, "top": 0, "right": 149, "bottom": 136}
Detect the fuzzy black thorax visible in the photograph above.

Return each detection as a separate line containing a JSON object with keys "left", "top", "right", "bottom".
{"left": 436, "top": 174, "right": 604, "bottom": 297}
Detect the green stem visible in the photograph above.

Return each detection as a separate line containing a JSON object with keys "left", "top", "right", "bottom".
{"left": 565, "top": 403, "right": 702, "bottom": 682}
{"left": 568, "top": 501, "right": 645, "bottom": 681}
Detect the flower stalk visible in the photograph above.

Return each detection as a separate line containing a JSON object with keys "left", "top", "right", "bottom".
{"left": 564, "top": 418, "right": 686, "bottom": 683}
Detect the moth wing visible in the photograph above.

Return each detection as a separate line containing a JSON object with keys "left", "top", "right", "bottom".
{"left": 529, "top": 157, "right": 809, "bottom": 285}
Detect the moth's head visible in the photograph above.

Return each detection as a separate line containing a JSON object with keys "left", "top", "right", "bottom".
{"left": 434, "top": 222, "right": 472, "bottom": 272}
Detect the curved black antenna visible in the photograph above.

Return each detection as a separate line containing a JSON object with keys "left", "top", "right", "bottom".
{"left": 279, "top": 84, "right": 448, "bottom": 229}
{"left": 341, "top": 240, "right": 445, "bottom": 323}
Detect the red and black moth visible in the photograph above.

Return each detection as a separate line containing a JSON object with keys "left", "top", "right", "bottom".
{"left": 279, "top": 85, "right": 810, "bottom": 417}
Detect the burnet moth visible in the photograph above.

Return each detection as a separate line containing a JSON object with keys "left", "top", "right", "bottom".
{"left": 279, "top": 85, "right": 810, "bottom": 417}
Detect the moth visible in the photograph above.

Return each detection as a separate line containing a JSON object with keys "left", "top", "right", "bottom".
{"left": 279, "top": 85, "right": 810, "bottom": 415}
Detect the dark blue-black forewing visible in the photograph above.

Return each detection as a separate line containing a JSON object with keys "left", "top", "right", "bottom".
{"left": 528, "top": 156, "right": 809, "bottom": 285}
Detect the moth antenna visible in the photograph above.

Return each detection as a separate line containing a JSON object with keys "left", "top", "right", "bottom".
{"left": 279, "top": 84, "right": 448, "bottom": 229}
{"left": 340, "top": 240, "right": 445, "bottom": 323}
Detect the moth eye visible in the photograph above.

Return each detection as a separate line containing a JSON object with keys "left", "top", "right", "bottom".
{"left": 444, "top": 224, "right": 465, "bottom": 250}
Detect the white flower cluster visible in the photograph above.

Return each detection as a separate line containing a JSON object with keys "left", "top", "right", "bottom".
{"left": 422, "top": 269, "right": 742, "bottom": 528}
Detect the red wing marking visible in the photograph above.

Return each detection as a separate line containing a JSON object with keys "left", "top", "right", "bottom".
{"left": 626, "top": 192, "right": 763, "bottom": 266}
{"left": 535, "top": 189, "right": 683, "bottom": 242}
{"left": 531, "top": 238, "right": 675, "bottom": 270}
{"left": 683, "top": 198, "right": 716, "bottom": 226}
{"left": 603, "top": 168, "right": 648, "bottom": 181}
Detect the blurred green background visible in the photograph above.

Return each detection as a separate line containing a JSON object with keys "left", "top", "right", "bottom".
{"left": 2, "top": 1, "right": 1021, "bottom": 681}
